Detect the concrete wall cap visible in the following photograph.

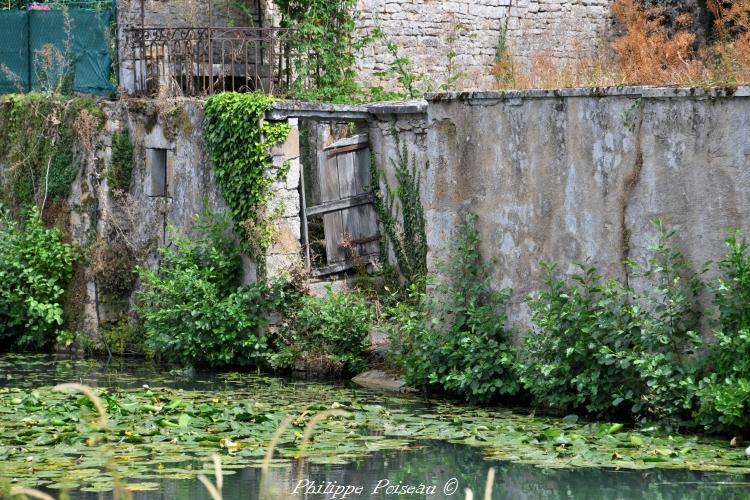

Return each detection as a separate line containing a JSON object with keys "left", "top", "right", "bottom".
{"left": 425, "top": 86, "right": 750, "bottom": 102}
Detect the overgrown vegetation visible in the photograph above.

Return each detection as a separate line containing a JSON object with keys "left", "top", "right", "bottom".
{"left": 137, "top": 207, "right": 373, "bottom": 374}
{"left": 388, "top": 214, "right": 518, "bottom": 403}
{"left": 108, "top": 127, "right": 134, "bottom": 195}
{"left": 203, "top": 92, "right": 290, "bottom": 265}
{"left": 370, "top": 139, "right": 427, "bottom": 291}
{"left": 0, "top": 207, "right": 77, "bottom": 350}
{"left": 138, "top": 208, "right": 279, "bottom": 367}
{"left": 520, "top": 222, "right": 704, "bottom": 426}
{"left": 698, "top": 232, "right": 750, "bottom": 433}
{"left": 273, "top": 0, "right": 363, "bottom": 102}
{"left": 494, "top": 0, "right": 750, "bottom": 88}
{"left": 276, "top": 288, "right": 374, "bottom": 375}
{"left": 0, "top": 93, "right": 103, "bottom": 211}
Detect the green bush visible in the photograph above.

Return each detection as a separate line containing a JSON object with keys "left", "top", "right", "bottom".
{"left": 392, "top": 214, "right": 518, "bottom": 403}
{"left": 278, "top": 288, "right": 373, "bottom": 374}
{"left": 520, "top": 262, "right": 643, "bottom": 417}
{"left": 137, "top": 209, "right": 285, "bottom": 368}
{"left": 0, "top": 207, "right": 77, "bottom": 350}
{"left": 698, "top": 233, "right": 750, "bottom": 433}
{"left": 520, "top": 221, "right": 704, "bottom": 425}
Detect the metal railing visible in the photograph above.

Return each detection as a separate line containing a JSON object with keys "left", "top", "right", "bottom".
{"left": 122, "top": 26, "right": 295, "bottom": 97}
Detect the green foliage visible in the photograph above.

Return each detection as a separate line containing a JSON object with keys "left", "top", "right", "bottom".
{"left": 136, "top": 208, "right": 287, "bottom": 368}
{"left": 203, "top": 92, "right": 290, "bottom": 262}
{"left": 0, "top": 93, "right": 103, "bottom": 210}
{"left": 697, "top": 232, "right": 750, "bottom": 433}
{"left": 274, "top": 0, "right": 362, "bottom": 102}
{"left": 520, "top": 221, "right": 704, "bottom": 426}
{"left": 374, "top": 39, "right": 425, "bottom": 99}
{"left": 391, "top": 214, "right": 518, "bottom": 403}
{"left": 108, "top": 128, "right": 134, "bottom": 195}
{"left": 631, "top": 221, "right": 704, "bottom": 425}
{"left": 521, "top": 262, "right": 643, "bottom": 417}
{"left": 0, "top": 207, "right": 77, "bottom": 350}
{"left": 279, "top": 288, "right": 374, "bottom": 374}
{"left": 370, "top": 139, "right": 427, "bottom": 291}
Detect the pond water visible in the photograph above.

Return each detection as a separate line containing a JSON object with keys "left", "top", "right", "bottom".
{"left": 1, "top": 354, "right": 749, "bottom": 499}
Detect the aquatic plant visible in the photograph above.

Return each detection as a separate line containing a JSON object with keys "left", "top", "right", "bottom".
{"left": 1, "top": 372, "right": 749, "bottom": 494}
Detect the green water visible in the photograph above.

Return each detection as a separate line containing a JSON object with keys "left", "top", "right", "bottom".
{"left": 1, "top": 354, "right": 749, "bottom": 499}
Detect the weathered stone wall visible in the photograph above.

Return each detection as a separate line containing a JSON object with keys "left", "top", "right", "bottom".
{"left": 40, "top": 98, "right": 299, "bottom": 339}
{"left": 117, "top": 0, "right": 613, "bottom": 93}
{"left": 423, "top": 87, "right": 750, "bottom": 331}
{"left": 355, "top": 0, "right": 612, "bottom": 91}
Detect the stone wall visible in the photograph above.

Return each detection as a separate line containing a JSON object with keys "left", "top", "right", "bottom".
{"left": 423, "top": 86, "right": 750, "bottom": 332}
{"left": 354, "top": 0, "right": 612, "bottom": 91}
{"left": 4, "top": 97, "right": 301, "bottom": 339}
{"left": 117, "top": 0, "right": 613, "bottom": 93}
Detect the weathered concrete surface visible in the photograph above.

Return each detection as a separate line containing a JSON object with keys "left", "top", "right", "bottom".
{"left": 424, "top": 86, "right": 750, "bottom": 332}
{"left": 25, "top": 98, "right": 302, "bottom": 339}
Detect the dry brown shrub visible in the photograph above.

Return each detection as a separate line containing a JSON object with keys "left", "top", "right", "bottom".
{"left": 611, "top": 0, "right": 705, "bottom": 84}
{"left": 494, "top": 0, "right": 750, "bottom": 89}
{"left": 705, "top": 0, "right": 750, "bottom": 82}
{"left": 74, "top": 109, "right": 101, "bottom": 159}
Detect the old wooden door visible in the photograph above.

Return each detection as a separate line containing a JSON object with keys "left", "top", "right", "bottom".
{"left": 307, "top": 134, "right": 379, "bottom": 275}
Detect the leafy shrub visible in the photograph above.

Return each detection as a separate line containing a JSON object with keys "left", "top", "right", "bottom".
{"left": 698, "top": 233, "right": 750, "bottom": 433}
{"left": 0, "top": 207, "right": 77, "bottom": 350}
{"left": 520, "top": 262, "right": 643, "bottom": 417}
{"left": 137, "top": 209, "right": 284, "bottom": 368}
{"left": 521, "top": 221, "right": 704, "bottom": 425}
{"left": 278, "top": 288, "right": 373, "bottom": 375}
{"left": 392, "top": 214, "right": 519, "bottom": 403}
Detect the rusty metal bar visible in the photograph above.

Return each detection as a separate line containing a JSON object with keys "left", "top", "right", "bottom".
{"left": 123, "top": 26, "right": 294, "bottom": 97}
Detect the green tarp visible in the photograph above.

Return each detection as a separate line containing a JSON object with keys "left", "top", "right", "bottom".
{"left": 0, "top": 8, "right": 114, "bottom": 95}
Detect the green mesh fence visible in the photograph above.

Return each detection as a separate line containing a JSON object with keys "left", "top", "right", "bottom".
{"left": 0, "top": 7, "right": 115, "bottom": 95}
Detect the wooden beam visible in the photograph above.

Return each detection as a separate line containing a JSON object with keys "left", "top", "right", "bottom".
{"left": 311, "top": 254, "right": 379, "bottom": 278}
{"left": 306, "top": 193, "right": 374, "bottom": 217}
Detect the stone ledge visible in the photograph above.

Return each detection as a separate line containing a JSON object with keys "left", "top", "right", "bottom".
{"left": 367, "top": 100, "right": 428, "bottom": 115}
{"left": 266, "top": 100, "right": 429, "bottom": 120}
{"left": 267, "top": 101, "right": 370, "bottom": 121}
{"left": 425, "top": 85, "right": 750, "bottom": 102}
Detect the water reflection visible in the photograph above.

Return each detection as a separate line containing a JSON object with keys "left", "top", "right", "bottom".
{"left": 59, "top": 441, "right": 750, "bottom": 500}
{"left": 4, "top": 355, "right": 750, "bottom": 500}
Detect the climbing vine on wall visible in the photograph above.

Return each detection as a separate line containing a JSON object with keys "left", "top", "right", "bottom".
{"left": 203, "top": 92, "right": 290, "bottom": 263}
{"left": 273, "top": 0, "right": 362, "bottom": 102}
{"left": 0, "top": 93, "right": 103, "bottom": 212}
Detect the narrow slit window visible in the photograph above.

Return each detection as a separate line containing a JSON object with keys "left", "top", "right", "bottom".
{"left": 148, "top": 148, "right": 168, "bottom": 197}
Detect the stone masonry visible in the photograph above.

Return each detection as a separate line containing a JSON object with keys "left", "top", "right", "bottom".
{"left": 119, "top": 0, "right": 615, "bottom": 93}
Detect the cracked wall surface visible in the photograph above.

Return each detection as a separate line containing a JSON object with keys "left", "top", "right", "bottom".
{"left": 424, "top": 87, "right": 750, "bottom": 331}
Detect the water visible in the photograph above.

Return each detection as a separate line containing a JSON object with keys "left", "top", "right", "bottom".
{"left": 1, "top": 354, "right": 749, "bottom": 499}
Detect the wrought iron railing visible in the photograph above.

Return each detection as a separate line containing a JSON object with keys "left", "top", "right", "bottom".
{"left": 122, "top": 26, "right": 295, "bottom": 97}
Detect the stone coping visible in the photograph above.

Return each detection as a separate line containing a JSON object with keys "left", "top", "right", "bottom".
{"left": 266, "top": 100, "right": 428, "bottom": 120}
{"left": 425, "top": 85, "right": 750, "bottom": 101}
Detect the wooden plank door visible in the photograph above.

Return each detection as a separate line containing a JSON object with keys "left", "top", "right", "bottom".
{"left": 315, "top": 134, "right": 380, "bottom": 270}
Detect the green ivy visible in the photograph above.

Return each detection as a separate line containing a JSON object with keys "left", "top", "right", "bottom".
{"left": 202, "top": 92, "right": 290, "bottom": 263}
{"left": 370, "top": 137, "right": 427, "bottom": 291}
{"left": 108, "top": 128, "right": 134, "bottom": 195}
